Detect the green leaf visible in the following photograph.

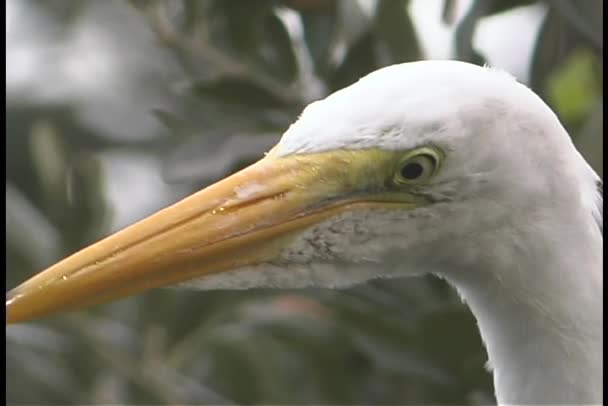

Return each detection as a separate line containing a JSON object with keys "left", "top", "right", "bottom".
{"left": 28, "top": 120, "right": 69, "bottom": 215}
{"left": 126, "top": 0, "right": 158, "bottom": 10}
{"left": 442, "top": 0, "right": 458, "bottom": 25}
{"left": 208, "top": 0, "right": 276, "bottom": 59}
{"left": 192, "top": 76, "right": 288, "bottom": 109}
{"left": 259, "top": 13, "right": 299, "bottom": 83}
{"left": 329, "top": 31, "right": 377, "bottom": 91}
{"left": 484, "top": 0, "right": 538, "bottom": 16}
{"left": 546, "top": 48, "right": 600, "bottom": 127}
{"left": 65, "top": 153, "right": 108, "bottom": 247}
{"left": 151, "top": 109, "right": 183, "bottom": 130}
{"left": 572, "top": 99, "right": 603, "bottom": 178}
{"left": 300, "top": 3, "right": 338, "bottom": 76}
{"left": 535, "top": 11, "right": 579, "bottom": 94}
{"left": 551, "top": 0, "right": 603, "bottom": 54}
{"left": 453, "top": 0, "right": 492, "bottom": 64}
{"left": 6, "top": 184, "right": 61, "bottom": 273}
{"left": 373, "top": 0, "right": 422, "bottom": 64}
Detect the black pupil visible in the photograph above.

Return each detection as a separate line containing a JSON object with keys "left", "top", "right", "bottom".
{"left": 401, "top": 162, "right": 424, "bottom": 179}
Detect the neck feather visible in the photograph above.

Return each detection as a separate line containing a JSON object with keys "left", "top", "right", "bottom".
{"left": 444, "top": 211, "right": 602, "bottom": 405}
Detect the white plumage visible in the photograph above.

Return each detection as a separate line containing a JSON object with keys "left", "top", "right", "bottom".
{"left": 338, "top": 63, "right": 600, "bottom": 405}
{"left": 206, "top": 61, "right": 604, "bottom": 403}
{"left": 7, "top": 60, "right": 603, "bottom": 404}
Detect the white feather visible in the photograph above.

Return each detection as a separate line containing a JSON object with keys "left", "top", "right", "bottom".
{"left": 189, "top": 60, "right": 602, "bottom": 404}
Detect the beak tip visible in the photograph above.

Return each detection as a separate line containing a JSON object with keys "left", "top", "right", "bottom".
{"left": 6, "top": 288, "right": 30, "bottom": 325}
{"left": 6, "top": 293, "right": 18, "bottom": 325}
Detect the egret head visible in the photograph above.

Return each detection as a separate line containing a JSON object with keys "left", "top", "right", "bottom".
{"left": 6, "top": 60, "right": 602, "bottom": 323}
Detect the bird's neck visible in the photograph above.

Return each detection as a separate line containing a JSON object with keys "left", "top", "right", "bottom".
{"left": 445, "top": 215, "right": 602, "bottom": 405}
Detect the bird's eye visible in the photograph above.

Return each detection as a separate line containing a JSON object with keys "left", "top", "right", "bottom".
{"left": 394, "top": 148, "right": 441, "bottom": 185}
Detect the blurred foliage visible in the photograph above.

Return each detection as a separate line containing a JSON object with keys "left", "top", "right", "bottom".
{"left": 6, "top": 0, "right": 602, "bottom": 404}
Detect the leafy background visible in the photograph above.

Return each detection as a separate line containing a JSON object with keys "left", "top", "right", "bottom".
{"left": 6, "top": 0, "right": 602, "bottom": 404}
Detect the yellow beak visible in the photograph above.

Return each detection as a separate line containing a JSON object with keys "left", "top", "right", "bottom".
{"left": 6, "top": 152, "right": 373, "bottom": 324}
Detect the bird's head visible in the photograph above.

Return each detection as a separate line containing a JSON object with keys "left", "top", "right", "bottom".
{"left": 6, "top": 60, "right": 600, "bottom": 324}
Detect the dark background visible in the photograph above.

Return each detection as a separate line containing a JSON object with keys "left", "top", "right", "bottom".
{"left": 6, "top": 0, "right": 602, "bottom": 404}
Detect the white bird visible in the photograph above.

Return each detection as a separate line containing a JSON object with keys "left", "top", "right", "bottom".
{"left": 6, "top": 60, "right": 603, "bottom": 405}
